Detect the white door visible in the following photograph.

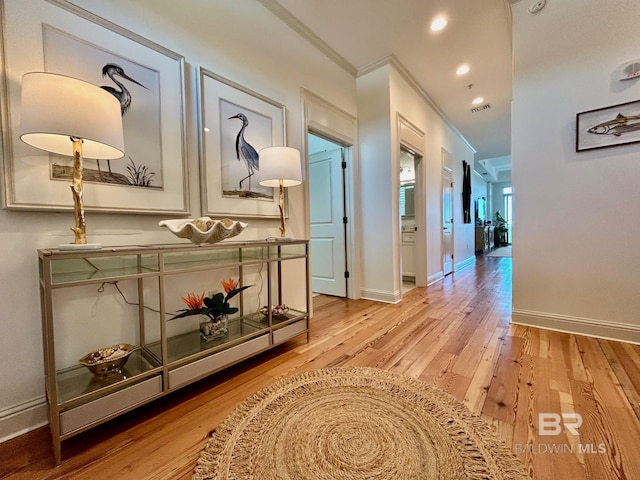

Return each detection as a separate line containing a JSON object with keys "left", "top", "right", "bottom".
{"left": 442, "top": 169, "right": 453, "bottom": 275}
{"left": 310, "top": 148, "right": 347, "bottom": 296}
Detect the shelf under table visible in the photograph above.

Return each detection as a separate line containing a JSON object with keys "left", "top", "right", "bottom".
{"left": 243, "top": 308, "right": 307, "bottom": 329}
{"left": 48, "top": 254, "right": 160, "bottom": 285}
{"left": 56, "top": 349, "right": 160, "bottom": 404}
{"left": 147, "top": 317, "right": 267, "bottom": 364}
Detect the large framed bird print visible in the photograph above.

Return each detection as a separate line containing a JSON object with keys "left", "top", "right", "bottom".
{"left": 0, "top": 0, "right": 189, "bottom": 214}
{"left": 198, "top": 67, "right": 287, "bottom": 219}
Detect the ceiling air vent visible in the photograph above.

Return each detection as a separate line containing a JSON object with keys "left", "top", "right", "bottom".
{"left": 471, "top": 104, "right": 491, "bottom": 113}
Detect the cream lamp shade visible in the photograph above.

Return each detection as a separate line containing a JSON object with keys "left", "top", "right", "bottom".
{"left": 19, "top": 72, "right": 125, "bottom": 249}
{"left": 259, "top": 146, "right": 302, "bottom": 187}
{"left": 258, "top": 146, "right": 302, "bottom": 238}
{"left": 20, "top": 72, "right": 125, "bottom": 159}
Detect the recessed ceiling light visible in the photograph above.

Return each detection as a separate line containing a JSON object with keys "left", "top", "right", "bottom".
{"left": 430, "top": 17, "right": 447, "bottom": 32}
{"left": 472, "top": 97, "right": 484, "bottom": 105}
{"left": 456, "top": 64, "right": 470, "bottom": 75}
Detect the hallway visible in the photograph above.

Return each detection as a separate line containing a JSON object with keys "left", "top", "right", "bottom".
{"left": 2, "top": 257, "right": 639, "bottom": 479}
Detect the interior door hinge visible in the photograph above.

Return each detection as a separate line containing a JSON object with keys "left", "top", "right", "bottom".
{"left": 344, "top": 271, "right": 350, "bottom": 278}
{"left": 342, "top": 161, "right": 347, "bottom": 169}
{"left": 343, "top": 216, "right": 348, "bottom": 224}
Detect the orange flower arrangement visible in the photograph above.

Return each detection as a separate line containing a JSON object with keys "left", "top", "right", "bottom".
{"left": 180, "top": 292, "right": 204, "bottom": 311}
{"left": 173, "top": 277, "right": 251, "bottom": 320}
{"left": 221, "top": 277, "right": 239, "bottom": 295}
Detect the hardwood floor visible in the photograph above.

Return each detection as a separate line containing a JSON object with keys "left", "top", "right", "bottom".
{"left": 2, "top": 256, "right": 640, "bottom": 479}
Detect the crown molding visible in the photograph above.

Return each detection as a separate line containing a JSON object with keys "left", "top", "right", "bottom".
{"left": 257, "top": 2, "right": 475, "bottom": 155}
{"left": 362, "top": 56, "right": 476, "bottom": 154}
{"left": 257, "top": 0, "right": 357, "bottom": 77}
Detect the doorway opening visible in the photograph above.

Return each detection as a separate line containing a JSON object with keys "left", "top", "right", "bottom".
{"left": 308, "top": 133, "right": 348, "bottom": 298}
{"left": 502, "top": 186, "right": 513, "bottom": 245}
{"left": 442, "top": 167, "right": 454, "bottom": 275}
{"left": 400, "top": 147, "right": 421, "bottom": 292}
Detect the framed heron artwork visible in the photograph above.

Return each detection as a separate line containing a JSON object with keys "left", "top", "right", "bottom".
{"left": 198, "top": 67, "right": 286, "bottom": 219}
{"left": 576, "top": 99, "right": 640, "bottom": 151}
{"left": 0, "top": 0, "right": 189, "bottom": 214}
{"left": 44, "top": 26, "right": 162, "bottom": 190}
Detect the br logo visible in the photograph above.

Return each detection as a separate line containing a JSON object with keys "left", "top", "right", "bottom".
{"left": 538, "top": 413, "right": 582, "bottom": 436}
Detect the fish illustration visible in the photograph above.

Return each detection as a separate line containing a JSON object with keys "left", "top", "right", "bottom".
{"left": 587, "top": 113, "right": 640, "bottom": 136}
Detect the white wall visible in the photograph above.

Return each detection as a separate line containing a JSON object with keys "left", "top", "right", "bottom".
{"left": 0, "top": 0, "right": 357, "bottom": 441}
{"left": 389, "top": 66, "right": 477, "bottom": 280}
{"left": 356, "top": 65, "right": 396, "bottom": 301}
{"left": 356, "top": 61, "right": 477, "bottom": 302}
{"left": 511, "top": 0, "right": 640, "bottom": 342}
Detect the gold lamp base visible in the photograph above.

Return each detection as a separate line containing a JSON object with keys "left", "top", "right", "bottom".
{"left": 272, "top": 180, "right": 296, "bottom": 241}
{"left": 59, "top": 138, "right": 101, "bottom": 250}
{"left": 277, "top": 180, "right": 286, "bottom": 237}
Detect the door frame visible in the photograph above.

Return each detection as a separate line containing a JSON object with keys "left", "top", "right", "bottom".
{"left": 442, "top": 166, "right": 454, "bottom": 275}
{"left": 441, "top": 147, "right": 455, "bottom": 276}
{"left": 397, "top": 115, "right": 426, "bottom": 292}
{"left": 303, "top": 89, "right": 359, "bottom": 302}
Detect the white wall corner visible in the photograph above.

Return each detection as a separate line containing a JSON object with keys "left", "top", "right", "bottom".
{"left": 360, "top": 288, "right": 402, "bottom": 304}
{"left": 512, "top": 309, "right": 640, "bottom": 345}
{"left": 0, "top": 396, "right": 48, "bottom": 443}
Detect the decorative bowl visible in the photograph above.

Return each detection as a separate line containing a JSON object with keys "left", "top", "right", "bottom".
{"left": 260, "top": 304, "right": 290, "bottom": 319}
{"left": 79, "top": 343, "right": 137, "bottom": 376}
{"left": 159, "top": 217, "right": 248, "bottom": 245}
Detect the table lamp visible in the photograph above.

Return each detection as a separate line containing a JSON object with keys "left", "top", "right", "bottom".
{"left": 258, "top": 146, "right": 302, "bottom": 238}
{"left": 20, "top": 72, "right": 125, "bottom": 250}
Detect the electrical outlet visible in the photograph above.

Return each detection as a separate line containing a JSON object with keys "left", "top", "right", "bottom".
{"left": 528, "top": 0, "right": 546, "bottom": 14}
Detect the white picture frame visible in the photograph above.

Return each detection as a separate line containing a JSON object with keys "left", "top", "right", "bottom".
{"left": 198, "top": 67, "right": 286, "bottom": 218}
{"left": 0, "top": 0, "right": 189, "bottom": 214}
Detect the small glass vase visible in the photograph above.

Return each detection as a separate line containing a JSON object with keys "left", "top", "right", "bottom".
{"left": 199, "top": 315, "right": 228, "bottom": 342}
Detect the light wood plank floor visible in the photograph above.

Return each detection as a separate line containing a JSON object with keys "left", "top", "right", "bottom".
{"left": 2, "top": 256, "right": 640, "bottom": 479}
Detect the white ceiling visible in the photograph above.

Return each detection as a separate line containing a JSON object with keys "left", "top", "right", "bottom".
{"left": 259, "top": 0, "right": 514, "bottom": 177}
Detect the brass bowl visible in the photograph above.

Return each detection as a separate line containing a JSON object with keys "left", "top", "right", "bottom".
{"left": 79, "top": 344, "right": 137, "bottom": 376}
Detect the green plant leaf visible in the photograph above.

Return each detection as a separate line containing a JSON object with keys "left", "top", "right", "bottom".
{"left": 204, "top": 292, "right": 225, "bottom": 307}
{"left": 170, "top": 309, "right": 203, "bottom": 320}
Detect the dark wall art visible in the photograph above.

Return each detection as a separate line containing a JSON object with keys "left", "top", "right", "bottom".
{"left": 462, "top": 160, "right": 472, "bottom": 224}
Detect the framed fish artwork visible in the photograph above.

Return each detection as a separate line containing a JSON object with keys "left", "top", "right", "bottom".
{"left": 576, "top": 99, "right": 640, "bottom": 151}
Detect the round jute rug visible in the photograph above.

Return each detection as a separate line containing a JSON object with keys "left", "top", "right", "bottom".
{"left": 193, "top": 367, "right": 528, "bottom": 480}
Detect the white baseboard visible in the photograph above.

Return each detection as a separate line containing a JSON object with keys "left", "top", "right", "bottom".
{"left": 0, "top": 396, "right": 48, "bottom": 443}
{"left": 427, "top": 272, "right": 444, "bottom": 285}
{"left": 426, "top": 256, "right": 475, "bottom": 286}
{"left": 454, "top": 255, "right": 476, "bottom": 272}
{"left": 361, "top": 288, "right": 401, "bottom": 304}
{"left": 512, "top": 309, "right": 640, "bottom": 345}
